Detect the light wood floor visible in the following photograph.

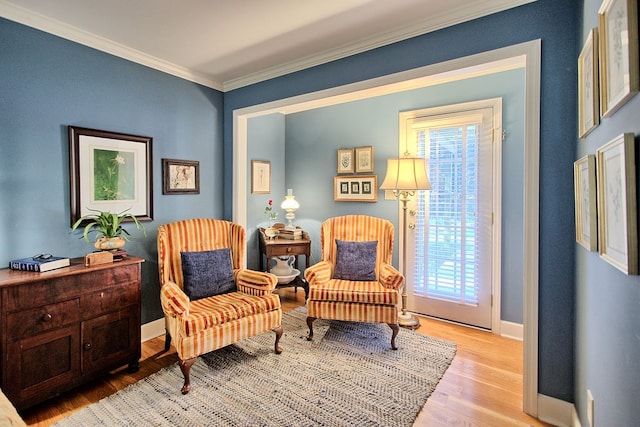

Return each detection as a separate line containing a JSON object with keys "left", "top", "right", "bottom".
{"left": 21, "top": 288, "right": 551, "bottom": 426}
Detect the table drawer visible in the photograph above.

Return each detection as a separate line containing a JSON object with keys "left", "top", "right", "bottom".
{"left": 268, "top": 245, "right": 308, "bottom": 257}
{"left": 7, "top": 299, "right": 81, "bottom": 339}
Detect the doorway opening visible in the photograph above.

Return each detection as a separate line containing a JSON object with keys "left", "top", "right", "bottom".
{"left": 232, "top": 40, "right": 541, "bottom": 416}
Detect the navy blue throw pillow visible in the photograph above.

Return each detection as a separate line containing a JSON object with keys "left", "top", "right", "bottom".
{"left": 181, "top": 248, "right": 236, "bottom": 300}
{"left": 332, "top": 240, "right": 378, "bottom": 281}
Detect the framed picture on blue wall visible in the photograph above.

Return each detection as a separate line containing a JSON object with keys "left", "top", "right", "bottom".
{"left": 69, "top": 126, "right": 153, "bottom": 226}
{"left": 162, "top": 158, "right": 200, "bottom": 194}
{"left": 598, "top": 0, "right": 639, "bottom": 117}
{"left": 574, "top": 154, "right": 597, "bottom": 251}
{"left": 596, "top": 133, "right": 637, "bottom": 274}
{"left": 334, "top": 175, "right": 377, "bottom": 202}
{"left": 578, "top": 28, "right": 599, "bottom": 138}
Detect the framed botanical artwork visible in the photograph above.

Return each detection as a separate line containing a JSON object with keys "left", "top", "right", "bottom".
{"left": 598, "top": 0, "right": 639, "bottom": 117}
{"left": 69, "top": 126, "right": 153, "bottom": 226}
{"left": 334, "top": 175, "right": 378, "bottom": 202}
{"left": 574, "top": 155, "right": 597, "bottom": 251}
{"left": 251, "top": 160, "right": 271, "bottom": 194}
{"left": 596, "top": 133, "right": 637, "bottom": 274}
{"left": 355, "top": 146, "right": 374, "bottom": 173}
{"left": 162, "top": 158, "right": 200, "bottom": 194}
{"left": 578, "top": 28, "right": 600, "bottom": 138}
{"left": 337, "top": 148, "right": 354, "bottom": 174}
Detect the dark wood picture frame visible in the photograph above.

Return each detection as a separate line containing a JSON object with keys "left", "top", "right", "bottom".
{"left": 162, "top": 158, "right": 200, "bottom": 194}
{"left": 69, "top": 126, "right": 153, "bottom": 226}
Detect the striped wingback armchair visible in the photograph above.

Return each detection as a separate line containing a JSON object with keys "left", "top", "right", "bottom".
{"left": 304, "top": 215, "right": 404, "bottom": 349}
{"left": 157, "top": 218, "right": 283, "bottom": 394}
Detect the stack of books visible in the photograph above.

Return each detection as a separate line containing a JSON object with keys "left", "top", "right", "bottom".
{"left": 279, "top": 228, "right": 303, "bottom": 240}
{"left": 9, "top": 255, "right": 70, "bottom": 272}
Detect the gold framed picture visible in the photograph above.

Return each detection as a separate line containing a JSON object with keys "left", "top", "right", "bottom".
{"left": 596, "top": 133, "right": 637, "bottom": 274}
{"left": 578, "top": 28, "right": 600, "bottom": 138}
{"left": 251, "top": 160, "right": 271, "bottom": 194}
{"left": 334, "top": 175, "right": 378, "bottom": 202}
{"left": 574, "top": 154, "right": 597, "bottom": 251}
{"left": 337, "top": 149, "right": 354, "bottom": 174}
{"left": 355, "top": 146, "right": 374, "bottom": 173}
{"left": 598, "top": 0, "right": 639, "bottom": 117}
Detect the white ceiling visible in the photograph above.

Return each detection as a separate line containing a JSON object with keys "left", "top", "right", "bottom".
{"left": 1, "top": 0, "right": 534, "bottom": 91}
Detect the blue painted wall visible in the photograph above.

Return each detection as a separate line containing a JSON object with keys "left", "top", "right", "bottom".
{"left": 281, "top": 69, "right": 525, "bottom": 323}
{"left": 225, "top": 0, "right": 578, "bottom": 402}
{"left": 0, "top": 18, "right": 224, "bottom": 324}
{"left": 246, "top": 113, "right": 286, "bottom": 271}
{"left": 574, "top": 1, "right": 640, "bottom": 425}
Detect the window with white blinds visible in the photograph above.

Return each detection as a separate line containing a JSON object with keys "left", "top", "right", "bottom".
{"left": 410, "top": 112, "right": 492, "bottom": 307}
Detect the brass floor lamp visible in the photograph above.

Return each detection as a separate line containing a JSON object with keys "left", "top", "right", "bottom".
{"left": 380, "top": 155, "right": 431, "bottom": 329}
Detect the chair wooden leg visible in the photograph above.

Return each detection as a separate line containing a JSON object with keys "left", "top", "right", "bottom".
{"left": 164, "top": 330, "right": 172, "bottom": 352}
{"left": 306, "top": 316, "right": 316, "bottom": 341}
{"left": 388, "top": 323, "right": 399, "bottom": 350}
{"left": 178, "top": 357, "right": 197, "bottom": 394}
{"left": 273, "top": 326, "right": 283, "bottom": 354}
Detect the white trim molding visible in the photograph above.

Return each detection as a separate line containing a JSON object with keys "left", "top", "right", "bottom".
{"left": 141, "top": 318, "right": 165, "bottom": 343}
{"left": 1, "top": 0, "right": 536, "bottom": 91}
{"left": 500, "top": 320, "right": 524, "bottom": 340}
{"left": 0, "top": 0, "right": 223, "bottom": 90}
{"left": 538, "top": 394, "right": 575, "bottom": 427}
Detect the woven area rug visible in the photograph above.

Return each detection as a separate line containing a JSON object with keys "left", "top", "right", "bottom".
{"left": 54, "top": 307, "right": 456, "bottom": 427}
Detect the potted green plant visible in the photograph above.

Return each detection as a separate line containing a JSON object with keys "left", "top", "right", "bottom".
{"left": 70, "top": 208, "right": 146, "bottom": 250}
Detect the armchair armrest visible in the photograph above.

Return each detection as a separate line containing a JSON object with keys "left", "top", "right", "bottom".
{"left": 304, "top": 261, "right": 332, "bottom": 286}
{"left": 160, "top": 281, "right": 190, "bottom": 316}
{"left": 235, "top": 269, "right": 278, "bottom": 296}
{"left": 379, "top": 262, "right": 404, "bottom": 290}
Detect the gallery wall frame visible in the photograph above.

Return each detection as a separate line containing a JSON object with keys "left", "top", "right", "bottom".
{"left": 578, "top": 28, "right": 600, "bottom": 138}
{"left": 355, "top": 146, "right": 375, "bottom": 173}
{"left": 334, "top": 175, "right": 378, "bottom": 202}
{"left": 574, "top": 154, "right": 597, "bottom": 251}
{"left": 162, "top": 158, "right": 200, "bottom": 194}
{"left": 68, "top": 126, "right": 153, "bottom": 226}
{"left": 596, "top": 133, "right": 637, "bottom": 274}
{"left": 251, "top": 160, "right": 271, "bottom": 194}
{"left": 337, "top": 148, "right": 354, "bottom": 174}
{"left": 598, "top": 0, "right": 639, "bottom": 117}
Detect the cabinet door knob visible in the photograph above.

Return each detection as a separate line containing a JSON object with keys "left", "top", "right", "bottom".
{"left": 83, "top": 343, "right": 92, "bottom": 351}
{"left": 41, "top": 313, "right": 52, "bottom": 322}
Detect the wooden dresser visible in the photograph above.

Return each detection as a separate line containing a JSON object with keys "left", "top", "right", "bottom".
{"left": 0, "top": 256, "right": 143, "bottom": 410}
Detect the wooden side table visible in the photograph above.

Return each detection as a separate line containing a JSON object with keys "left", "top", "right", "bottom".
{"left": 258, "top": 228, "right": 310, "bottom": 299}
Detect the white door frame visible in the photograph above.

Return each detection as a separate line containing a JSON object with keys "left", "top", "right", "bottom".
{"left": 232, "top": 40, "right": 541, "bottom": 416}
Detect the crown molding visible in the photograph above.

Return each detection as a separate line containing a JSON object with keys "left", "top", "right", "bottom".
{"left": 222, "top": 0, "right": 536, "bottom": 90}
{"left": 2, "top": 0, "right": 534, "bottom": 92}
{"left": 0, "top": 0, "right": 223, "bottom": 91}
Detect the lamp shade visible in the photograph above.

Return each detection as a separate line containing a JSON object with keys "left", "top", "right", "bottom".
{"left": 280, "top": 197, "right": 300, "bottom": 210}
{"left": 380, "top": 157, "right": 431, "bottom": 191}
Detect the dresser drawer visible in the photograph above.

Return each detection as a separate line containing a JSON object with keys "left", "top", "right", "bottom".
{"left": 3, "top": 265, "right": 141, "bottom": 311}
{"left": 7, "top": 299, "right": 81, "bottom": 339}
{"left": 81, "top": 281, "right": 139, "bottom": 318}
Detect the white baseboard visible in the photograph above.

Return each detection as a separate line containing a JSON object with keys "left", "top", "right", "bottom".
{"left": 141, "top": 318, "right": 165, "bottom": 343}
{"left": 571, "top": 404, "right": 583, "bottom": 427}
{"left": 500, "top": 320, "right": 523, "bottom": 340}
{"left": 538, "top": 394, "right": 574, "bottom": 427}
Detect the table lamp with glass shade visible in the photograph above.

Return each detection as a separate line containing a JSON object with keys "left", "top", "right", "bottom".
{"left": 380, "top": 154, "right": 431, "bottom": 329}
{"left": 280, "top": 189, "right": 300, "bottom": 230}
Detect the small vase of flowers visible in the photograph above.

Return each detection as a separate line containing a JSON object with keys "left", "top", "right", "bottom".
{"left": 264, "top": 200, "right": 279, "bottom": 239}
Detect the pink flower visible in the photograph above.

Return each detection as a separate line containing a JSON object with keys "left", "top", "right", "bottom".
{"left": 268, "top": 199, "right": 273, "bottom": 206}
